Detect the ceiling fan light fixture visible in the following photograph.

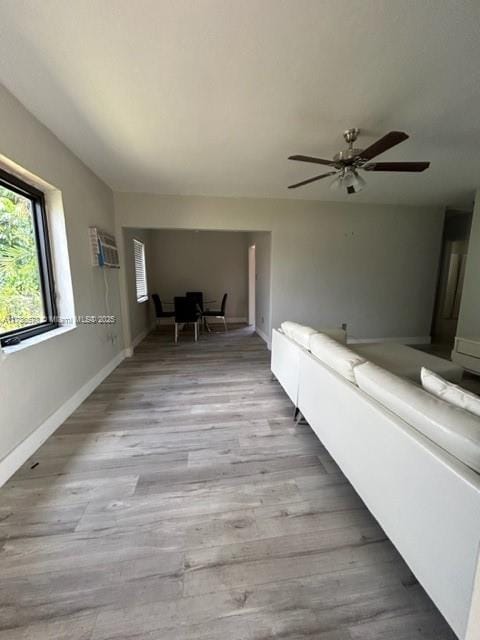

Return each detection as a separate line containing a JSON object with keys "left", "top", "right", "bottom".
{"left": 342, "top": 168, "right": 355, "bottom": 188}
{"left": 352, "top": 170, "right": 366, "bottom": 193}
{"left": 329, "top": 172, "right": 344, "bottom": 191}
{"left": 343, "top": 168, "right": 366, "bottom": 194}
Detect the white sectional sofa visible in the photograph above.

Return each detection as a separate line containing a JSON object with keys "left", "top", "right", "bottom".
{"left": 354, "top": 341, "right": 464, "bottom": 383}
{"left": 271, "top": 322, "right": 480, "bottom": 640}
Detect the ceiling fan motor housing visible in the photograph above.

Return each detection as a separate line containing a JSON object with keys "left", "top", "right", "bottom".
{"left": 333, "top": 128, "right": 362, "bottom": 165}
{"left": 333, "top": 148, "right": 363, "bottom": 165}
{"left": 343, "top": 128, "right": 359, "bottom": 144}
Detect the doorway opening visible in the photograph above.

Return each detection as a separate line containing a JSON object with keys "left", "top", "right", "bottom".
{"left": 248, "top": 244, "right": 256, "bottom": 327}
{"left": 121, "top": 227, "right": 271, "bottom": 352}
{"left": 430, "top": 208, "right": 473, "bottom": 355}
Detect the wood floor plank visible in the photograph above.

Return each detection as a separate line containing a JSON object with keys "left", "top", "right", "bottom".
{"left": 76, "top": 477, "right": 304, "bottom": 533}
{"left": 0, "top": 475, "right": 139, "bottom": 509}
{"left": 0, "top": 503, "right": 86, "bottom": 539}
{"left": 0, "top": 326, "right": 456, "bottom": 639}
{"left": 91, "top": 561, "right": 426, "bottom": 640}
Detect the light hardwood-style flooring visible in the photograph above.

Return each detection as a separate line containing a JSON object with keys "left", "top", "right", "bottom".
{"left": 0, "top": 326, "right": 456, "bottom": 639}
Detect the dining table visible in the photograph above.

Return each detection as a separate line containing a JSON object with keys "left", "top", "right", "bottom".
{"left": 163, "top": 299, "right": 217, "bottom": 332}
{"left": 163, "top": 300, "right": 216, "bottom": 306}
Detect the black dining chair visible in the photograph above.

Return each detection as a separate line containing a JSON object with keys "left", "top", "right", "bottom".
{"left": 152, "top": 294, "right": 175, "bottom": 324}
{"left": 186, "top": 291, "right": 204, "bottom": 313}
{"left": 203, "top": 293, "right": 228, "bottom": 332}
{"left": 186, "top": 291, "right": 208, "bottom": 331}
{"left": 174, "top": 296, "right": 201, "bottom": 344}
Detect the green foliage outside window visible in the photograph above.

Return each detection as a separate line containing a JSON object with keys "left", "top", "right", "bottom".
{"left": 0, "top": 185, "right": 45, "bottom": 334}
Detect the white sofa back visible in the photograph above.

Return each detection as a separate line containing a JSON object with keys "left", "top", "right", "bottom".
{"left": 310, "top": 333, "right": 366, "bottom": 383}
{"left": 273, "top": 323, "right": 348, "bottom": 406}
{"left": 271, "top": 328, "right": 302, "bottom": 405}
{"left": 271, "top": 324, "right": 480, "bottom": 638}
{"left": 297, "top": 348, "right": 480, "bottom": 640}
{"left": 281, "top": 321, "right": 346, "bottom": 348}
{"left": 355, "top": 361, "right": 480, "bottom": 474}
{"left": 281, "top": 321, "right": 318, "bottom": 349}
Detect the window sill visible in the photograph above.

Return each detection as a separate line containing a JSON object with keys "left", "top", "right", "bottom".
{"left": 137, "top": 296, "right": 149, "bottom": 304}
{"left": 1, "top": 324, "right": 77, "bottom": 356}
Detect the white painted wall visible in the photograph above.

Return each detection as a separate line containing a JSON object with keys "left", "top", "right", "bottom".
{"left": 114, "top": 193, "right": 444, "bottom": 347}
{"left": 249, "top": 232, "right": 272, "bottom": 343}
{"left": 457, "top": 190, "right": 480, "bottom": 337}
{"left": 123, "top": 228, "right": 154, "bottom": 345}
{"left": 0, "top": 84, "right": 123, "bottom": 469}
{"left": 146, "top": 229, "right": 249, "bottom": 321}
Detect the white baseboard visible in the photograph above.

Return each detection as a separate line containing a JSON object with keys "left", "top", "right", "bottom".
{"left": 222, "top": 316, "right": 247, "bottom": 323}
{"left": 125, "top": 326, "right": 153, "bottom": 357}
{"left": 256, "top": 327, "right": 271, "bottom": 350}
{"left": 0, "top": 349, "right": 126, "bottom": 487}
{"left": 348, "top": 336, "right": 431, "bottom": 345}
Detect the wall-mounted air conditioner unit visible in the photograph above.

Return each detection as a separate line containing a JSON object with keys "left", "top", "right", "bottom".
{"left": 89, "top": 227, "right": 120, "bottom": 268}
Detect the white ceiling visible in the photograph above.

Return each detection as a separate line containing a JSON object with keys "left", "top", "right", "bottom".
{"left": 0, "top": 0, "right": 479, "bottom": 208}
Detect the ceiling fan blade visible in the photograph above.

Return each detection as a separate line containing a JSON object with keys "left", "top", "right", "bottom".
{"left": 357, "top": 131, "right": 409, "bottom": 162}
{"left": 288, "top": 171, "right": 337, "bottom": 189}
{"left": 363, "top": 161, "right": 430, "bottom": 172}
{"left": 288, "top": 154, "right": 335, "bottom": 166}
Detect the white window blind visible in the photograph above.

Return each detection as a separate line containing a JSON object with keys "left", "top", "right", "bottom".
{"left": 133, "top": 239, "right": 148, "bottom": 302}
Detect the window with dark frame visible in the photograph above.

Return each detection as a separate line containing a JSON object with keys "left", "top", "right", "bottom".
{"left": 133, "top": 238, "right": 148, "bottom": 303}
{"left": 0, "top": 168, "right": 58, "bottom": 346}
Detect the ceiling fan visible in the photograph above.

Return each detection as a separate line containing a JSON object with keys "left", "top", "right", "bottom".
{"left": 288, "top": 128, "right": 430, "bottom": 193}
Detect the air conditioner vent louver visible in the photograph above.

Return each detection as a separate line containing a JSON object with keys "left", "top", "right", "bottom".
{"left": 89, "top": 227, "right": 120, "bottom": 268}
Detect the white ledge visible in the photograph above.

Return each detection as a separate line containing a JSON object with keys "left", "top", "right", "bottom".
{"left": 1, "top": 324, "right": 77, "bottom": 356}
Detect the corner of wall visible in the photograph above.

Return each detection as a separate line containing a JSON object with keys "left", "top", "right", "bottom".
{"left": 457, "top": 189, "right": 480, "bottom": 337}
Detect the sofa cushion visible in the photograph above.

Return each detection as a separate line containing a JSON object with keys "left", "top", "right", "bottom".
{"left": 355, "top": 361, "right": 480, "bottom": 473}
{"left": 421, "top": 367, "right": 480, "bottom": 418}
{"left": 352, "top": 342, "right": 463, "bottom": 383}
{"left": 281, "top": 321, "right": 317, "bottom": 349}
{"left": 310, "top": 333, "right": 366, "bottom": 383}
{"left": 281, "top": 321, "right": 347, "bottom": 349}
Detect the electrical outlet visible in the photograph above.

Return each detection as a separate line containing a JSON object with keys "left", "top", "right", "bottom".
{"left": 105, "top": 331, "right": 117, "bottom": 344}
